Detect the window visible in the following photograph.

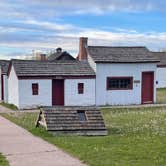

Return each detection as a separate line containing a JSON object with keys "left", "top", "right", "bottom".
{"left": 78, "top": 83, "right": 84, "bottom": 94}
{"left": 32, "top": 83, "right": 38, "bottom": 95}
{"left": 77, "top": 110, "right": 87, "bottom": 121}
{"left": 107, "top": 77, "right": 133, "bottom": 90}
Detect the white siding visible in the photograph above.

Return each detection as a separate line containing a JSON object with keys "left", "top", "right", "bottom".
{"left": 96, "top": 63, "right": 157, "bottom": 106}
{"left": 3, "top": 75, "right": 8, "bottom": 102}
{"left": 65, "top": 79, "right": 95, "bottom": 106}
{"left": 156, "top": 67, "right": 166, "bottom": 88}
{"left": 8, "top": 66, "right": 19, "bottom": 107}
{"left": 18, "top": 79, "right": 52, "bottom": 109}
{"left": 87, "top": 54, "right": 96, "bottom": 71}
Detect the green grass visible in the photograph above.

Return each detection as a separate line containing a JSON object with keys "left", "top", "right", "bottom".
{"left": 2, "top": 107, "right": 166, "bottom": 166}
{"left": 157, "top": 88, "right": 166, "bottom": 104}
{"left": 0, "top": 153, "right": 9, "bottom": 166}
{"left": 0, "top": 102, "right": 18, "bottom": 110}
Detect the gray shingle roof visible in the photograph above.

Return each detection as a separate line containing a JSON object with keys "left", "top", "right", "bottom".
{"left": 47, "top": 51, "right": 75, "bottom": 61}
{"left": 88, "top": 46, "right": 159, "bottom": 63}
{"left": 0, "top": 60, "right": 10, "bottom": 74}
{"left": 11, "top": 59, "right": 95, "bottom": 77}
{"left": 151, "top": 52, "right": 166, "bottom": 66}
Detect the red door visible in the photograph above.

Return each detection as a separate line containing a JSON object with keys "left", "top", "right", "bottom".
{"left": 52, "top": 79, "right": 64, "bottom": 106}
{"left": 141, "top": 72, "right": 154, "bottom": 104}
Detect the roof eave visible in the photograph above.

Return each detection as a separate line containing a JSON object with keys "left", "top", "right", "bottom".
{"left": 94, "top": 60, "right": 160, "bottom": 63}
{"left": 17, "top": 75, "right": 96, "bottom": 79}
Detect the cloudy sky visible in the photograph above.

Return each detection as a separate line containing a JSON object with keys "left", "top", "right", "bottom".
{"left": 0, "top": 0, "right": 166, "bottom": 59}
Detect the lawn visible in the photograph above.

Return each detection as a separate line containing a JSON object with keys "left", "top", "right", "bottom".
{"left": 2, "top": 106, "right": 166, "bottom": 166}
{"left": 0, "top": 153, "right": 9, "bottom": 166}
{"left": 157, "top": 88, "right": 166, "bottom": 104}
{"left": 0, "top": 102, "right": 18, "bottom": 110}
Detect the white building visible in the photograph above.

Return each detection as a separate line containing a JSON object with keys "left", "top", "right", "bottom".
{"left": 0, "top": 60, "right": 10, "bottom": 103}
{"left": 152, "top": 52, "right": 166, "bottom": 88}
{"left": 78, "top": 37, "right": 159, "bottom": 105}
{"left": 8, "top": 59, "right": 96, "bottom": 109}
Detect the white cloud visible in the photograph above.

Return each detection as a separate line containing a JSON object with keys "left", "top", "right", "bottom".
{"left": 0, "top": 0, "right": 165, "bottom": 21}
{"left": 22, "top": 20, "right": 75, "bottom": 31}
{"left": 1, "top": 25, "right": 166, "bottom": 59}
{"left": 0, "top": 0, "right": 166, "bottom": 59}
{"left": 17, "top": 0, "right": 165, "bottom": 12}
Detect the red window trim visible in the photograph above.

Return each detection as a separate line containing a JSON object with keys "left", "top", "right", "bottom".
{"left": 78, "top": 83, "right": 84, "bottom": 94}
{"left": 32, "top": 83, "right": 39, "bottom": 95}
{"left": 107, "top": 76, "right": 133, "bottom": 90}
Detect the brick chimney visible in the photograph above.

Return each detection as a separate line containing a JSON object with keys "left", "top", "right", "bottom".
{"left": 40, "top": 54, "right": 47, "bottom": 61}
{"left": 78, "top": 37, "right": 88, "bottom": 61}
{"left": 36, "top": 53, "right": 47, "bottom": 61}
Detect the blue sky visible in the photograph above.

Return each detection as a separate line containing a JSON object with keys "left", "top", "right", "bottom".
{"left": 0, "top": 0, "right": 166, "bottom": 59}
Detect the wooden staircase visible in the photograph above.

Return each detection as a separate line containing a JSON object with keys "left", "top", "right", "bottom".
{"left": 36, "top": 106, "right": 107, "bottom": 136}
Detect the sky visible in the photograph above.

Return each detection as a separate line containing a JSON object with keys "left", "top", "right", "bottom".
{"left": 0, "top": 0, "right": 166, "bottom": 59}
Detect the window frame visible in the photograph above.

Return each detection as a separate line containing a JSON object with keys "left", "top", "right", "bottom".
{"left": 78, "top": 83, "right": 84, "bottom": 94}
{"left": 107, "top": 76, "right": 133, "bottom": 90}
{"left": 32, "top": 83, "right": 39, "bottom": 95}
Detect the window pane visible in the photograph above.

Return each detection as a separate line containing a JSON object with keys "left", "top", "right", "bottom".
{"left": 107, "top": 77, "right": 132, "bottom": 90}
{"left": 78, "top": 83, "right": 84, "bottom": 94}
{"left": 32, "top": 83, "right": 38, "bottom": 95}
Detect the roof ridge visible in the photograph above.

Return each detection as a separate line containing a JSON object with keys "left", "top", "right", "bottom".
{"left": 88, "top": 46, "right": 147, "bottom": 48}
{"left": 0, "top": 59, "right": 10, "bottom": 62}
{"left": 11, "top": 59, "right": 79, "bottom": 64}
{"left": 151, "top": 51, "right": 166, "bottom": 53}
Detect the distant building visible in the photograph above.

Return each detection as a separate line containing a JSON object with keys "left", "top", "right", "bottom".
{"left": 152, "top": 52, "right": 166, "bottom": 88}
{"left": 47, "top": 48, "right": 75, "bottom": 61}
{"left": 7, "top": 58, "right": 95, "bottom": 109}
{"left": 0, "top": 60, "right": 10, "bottom": 102}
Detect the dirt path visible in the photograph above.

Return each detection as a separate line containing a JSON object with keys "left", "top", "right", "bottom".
{"left": 0, "top": 116, "right": 86, "bottom": 166}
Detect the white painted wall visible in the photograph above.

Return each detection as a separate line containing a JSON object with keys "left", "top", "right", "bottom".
{"left": 8, "top": 66, "right": 19, "bottom": 107}
{"left": 3, "top": 75, "right": 8, "bottom": 102}
{"left": 65, "top": 79, "right": 95, "bottom": 106}
{"left": 18, "top": 78, "right": 95, "bottom": 108}
{"left": 156, "top": 67, "right": 166, "bottom": 88}
{"left": 87, "top": 54, "right": 96, "bottom": 72}
{"left": 18, "top": 79, "right": 52, "bottom": 109}
{"left": 96, "top": 63, "right": 157, "bottom": 106}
